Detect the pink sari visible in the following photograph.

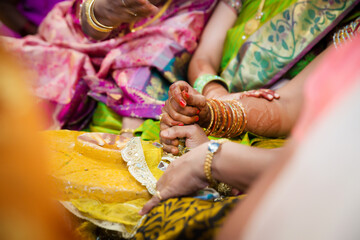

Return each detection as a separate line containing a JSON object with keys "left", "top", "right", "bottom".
{"left": 2, "top": 0, "right": 217, "bottom": 129}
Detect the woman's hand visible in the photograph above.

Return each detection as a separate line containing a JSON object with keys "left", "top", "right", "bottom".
{"left": 139, "top": 143, "right": 209, "bottom": 215}
{"left": 219, "top": 89, "right": 280, "bottom": 101}
{"left": 160, "top": 124, "right": 209, "bottom": 154}
{"left": 163, "top": 81, "right": 210, "bottom": 126}
{"left": 94, "top": 0, "right": 159, "bottom": 26}
{"left": 80, "top": 0, "right": 159, "bottom": 40}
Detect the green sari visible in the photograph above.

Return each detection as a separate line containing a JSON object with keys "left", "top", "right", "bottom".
{"left": 220, "top": 0, "right": 358, "bottom": 91}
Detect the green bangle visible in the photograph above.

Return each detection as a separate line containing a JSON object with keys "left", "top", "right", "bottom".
{"left": 194, "top": 74, "right": 227, "bottom": 94}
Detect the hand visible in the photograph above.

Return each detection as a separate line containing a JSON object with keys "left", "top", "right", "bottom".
{"left": 163, "top": 81, "right": 209, "bottom": 126}
{"left": 139, "top": 143, "right": 209, "bottom": 215}
{"left": 240, "top": 89, "right": 280, "bottom": 101}
{"left": 93, "top": 0, "right": 159, "bottom": 27}
{"left": 160, "top": 124, "right": 209, "bottom": 154}
{"left": 218, "top": 89, "right": 280, "bottom": 101}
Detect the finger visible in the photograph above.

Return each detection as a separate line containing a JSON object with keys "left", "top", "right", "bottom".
{"left": 148, "top": 0, "right": 163, "bottom": 5}
{"left": 127, "top": 0, "right": 158, "bottom": 14}
{"left": 259, "top": 89, "right": 280, "bottom": 99}
{"left": 186, "top": 94, "right": 206, "bottom": 109}
{"left": 164, "top": 101, "right": 199, "bottom": 124}
{"left": 161, "top": 137, "right": 179, "bottom": 146}
{"left": 161, "top": 111, "right": 183, "bottom": 126}
{"left": 161, "top": 125, "right": 197, "bottom": 141}
{"left": 160, "top": 121, "right": 170, "bottom": 131}
{"left": 260, "top": 92, "right": 274, "bottom": 101}
{"left": 169, "top": 97, "right": 199, "bottom": 116}
{"left": 139, "top": 195, "right": 161, "bottom": 215}
{"left": 169, "top": 81, "right": 190, "bottom": 108}
{"left": 126, "top": 4, "right": 157, "bottom": 18}
{"left": 162, "top": 143, "right": 179, "bottom": 154}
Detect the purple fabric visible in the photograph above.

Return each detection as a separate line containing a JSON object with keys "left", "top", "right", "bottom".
{"left": 17, "top": 0, "right": 64, "bottom": 26}
{"left": 2, "top": 0, "right": 217, "bottom": 129}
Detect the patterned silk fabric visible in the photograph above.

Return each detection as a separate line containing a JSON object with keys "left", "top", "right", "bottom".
{"left": 220, "top": 0, "right": 358, "bottom": 91}
{"left": 133, "top": 196, "right": 244, "bottom": 240}
{"left": 1, "top": 0, "right": 217, "bottom": 129}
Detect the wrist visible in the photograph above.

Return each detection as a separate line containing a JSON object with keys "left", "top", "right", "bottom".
{"left": 80, "top": 0, "right": 114, "bottom": 39}
{"left": 194, "top": 74, "right": 229, "bottom": 95}
{"left": 93, "top": 0, "right": 116, "bottom": 27}
{"left": 203, "top": 82, "right": 228, "bottom": 98}
{"left": 198, "top": 102, "right": 211, "bottom": 128}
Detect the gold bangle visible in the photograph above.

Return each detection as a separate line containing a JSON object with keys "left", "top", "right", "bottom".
{"left": 119, "top": 128, "right": 135, "bottom": 136}
{"left": 129, "top": 0, "right": 172, "bottom": 32}
{"left": 238, "top": 102, "right": 247, "bottom": 135}
{"left": 213, "top": 99, "right": 228, "bottom": 137}
{"left": 224, "top": 100, "right": 239, "bottom": 138}
{"left": 232, "top": 101, "right": 247, "bottom": 137}
{"left": 84, "top": 0, "right": 114, "bottom": 33}
{"left": 209, "top": 99, "right": 221, "bottom": 136}
{"left": 205, "top": 101, "right": 214, "bottom": 136}
{"left": 230, "top": 100, "right": 243, "bottom": 138}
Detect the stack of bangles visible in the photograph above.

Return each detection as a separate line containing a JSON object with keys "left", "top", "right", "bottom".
{"left": 82, "top": 0, "right": 114, "bottom": 33}
{"left": 205, "top": 99, "right": 247, "bottom": 138}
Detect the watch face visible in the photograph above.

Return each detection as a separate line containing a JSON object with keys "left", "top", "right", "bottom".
{"left": 208, "top": 141, "right": 220, "bottom": 153}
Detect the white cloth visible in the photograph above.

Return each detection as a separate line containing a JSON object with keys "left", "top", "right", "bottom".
{"left": 243, "top": 81, "right": 360, "bottom": 240}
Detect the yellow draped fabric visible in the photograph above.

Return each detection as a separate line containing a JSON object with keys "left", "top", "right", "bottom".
{"left": 44, "top": 130, "right": 163, "bottom": 238}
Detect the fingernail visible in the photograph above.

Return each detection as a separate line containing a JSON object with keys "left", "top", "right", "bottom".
{"left": 180, "top": 99, "right": 186, "bottom": 107}
{"left": 267, "top": 94, "right": 273, "bottom": 99}
{"left": 161, "top": 130, "right": 169, "bottom": 137}
{"left": 196, "top": 109, "right": 200, "bottom": 114}
{"left": 195, "top": 116, "right": 199, "bottom": 122}
{"left": 172, "top": 148, "right": 178, "bottom": 155}
{"left": 178, "top": 123, "right": 184, "bottom": 126}
{"left": 184, "top": 91, "right": 189, "bottom": 99}
{"left": 275, "top": 93, "right": 280, "bottom": 98}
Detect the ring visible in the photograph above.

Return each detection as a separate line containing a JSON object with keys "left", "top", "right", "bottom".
{"left": 155, "top": 190, "right": 163, "bottom": 201}
{"left": 159, "top": 113, "right": 164, "bottom": 122}
{"left": 125, "top": 9, "right": 137, "bottom": 17}
{"left": 122, "top": 0, "right": 127, "bottom": 7}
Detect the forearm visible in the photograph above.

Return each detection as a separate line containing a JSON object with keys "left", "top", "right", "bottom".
{"left": 241, "top": 97, "right": 290, "bottom": 137}
{"left": 199, "top": 96, "right": 298, "bottom": 138}
{"left": 211, "top": 142, "right": 282, "bottom": 190}
{"left": 244, "top": 46, "right": 333, "bottom": 137}
{"left": 188, "top": 57, "right": 218, "bottom": 86}
{"left": 188, "top": 2, "right": 236, "bottom": 92}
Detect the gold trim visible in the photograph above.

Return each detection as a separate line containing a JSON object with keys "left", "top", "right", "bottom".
{"left": 129, "top": 0, "right": 172, "bottom": 32}
{"left": 85, "top": 0, "right": 114, "bottom": 33}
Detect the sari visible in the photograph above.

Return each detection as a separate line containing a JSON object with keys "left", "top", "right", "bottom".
{"left": 1, "top": 0, "right": 217, "bottom": 129}
{"left": 0, "top": 0, "right": 64, "bottom": 37}
{"left": 220, "top": 0, "right": 359, "bottom": 91}
{"left": 89, "top": 0, "right": 358, "bottom": 136}
{"left": 44, "top": 130, "right": 250, "bottom": 239}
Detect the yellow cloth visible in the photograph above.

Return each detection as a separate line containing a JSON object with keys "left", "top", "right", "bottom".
{"left": 44, "top": 130, "right": 163, "bottom": 237}
{"left": 134, "top": 196, "right": 245, "bottom": 240}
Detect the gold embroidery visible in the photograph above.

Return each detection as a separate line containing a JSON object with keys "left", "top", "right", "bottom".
{"left": 121, "top": 137, "right": 158, "bottom": 195}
